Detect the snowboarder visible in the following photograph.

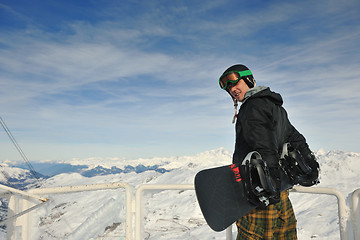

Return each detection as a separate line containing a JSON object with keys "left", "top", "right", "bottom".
{"left": 218, "top": 64, "right": 320, "bottom": 239}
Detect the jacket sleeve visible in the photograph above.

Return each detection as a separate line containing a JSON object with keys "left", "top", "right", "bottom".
{"left": 240, "top": 99, "right": 280, "bottom": 168}
{"left": 287, "top": 124, "right": 312, "bottom": 156}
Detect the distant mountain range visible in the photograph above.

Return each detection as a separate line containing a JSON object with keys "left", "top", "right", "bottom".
{"left": 0, "top": 148, "right": 232, "bottom": 189}
{"left": 0, "top": 162, "right": 169, "bottom": 189}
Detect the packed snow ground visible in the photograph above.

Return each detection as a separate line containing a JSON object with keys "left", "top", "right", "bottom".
{"left": 1, "top": 148, "right": 360, "bottom": 239}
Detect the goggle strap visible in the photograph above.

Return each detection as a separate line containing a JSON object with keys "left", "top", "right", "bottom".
{"left": 221, "top": 69, "right": 252, "bottom": 79}
{"left": 237, "top": 69, "right": 252, "bottom": 77}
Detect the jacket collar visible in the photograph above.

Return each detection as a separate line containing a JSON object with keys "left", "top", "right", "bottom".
{"left": 242, "top": 86, "right": 268, "bottom": 103}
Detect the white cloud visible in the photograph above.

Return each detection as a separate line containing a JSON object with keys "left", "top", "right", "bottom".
{"left": 1, "top": 0, "right": 360, "bottom": 161}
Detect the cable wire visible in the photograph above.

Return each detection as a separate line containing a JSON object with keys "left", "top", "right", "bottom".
{"left": 0, "top": 116, "right": 40, "bottom": 181}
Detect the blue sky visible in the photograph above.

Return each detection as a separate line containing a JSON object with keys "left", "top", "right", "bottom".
{"left": 1, "top": 0, "right": 360, "bottom": 161}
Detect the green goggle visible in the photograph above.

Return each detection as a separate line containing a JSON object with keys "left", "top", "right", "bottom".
{"left": 219, "top": 70, "right": 252, "bottom": 89}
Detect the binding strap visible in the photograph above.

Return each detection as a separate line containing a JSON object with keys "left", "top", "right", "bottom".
{"left": 241, "top": 151, "right": 277, "bottom": 207}
{"left": 279, "top": 143, "right": 312, "bottom": 185}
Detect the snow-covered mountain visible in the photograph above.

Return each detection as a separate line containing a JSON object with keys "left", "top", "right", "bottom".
{"left": 0, "top": 163, "right": 41, "bottom": 189}
{"left": 1, "top": 148, "right": 360, "bottom": 239}
{"left": 4, "top": 148, "right": 231, "bottom": 178}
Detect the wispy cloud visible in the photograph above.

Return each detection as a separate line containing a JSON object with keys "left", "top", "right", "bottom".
{"left": 1, "top": 0, "right": 359, "bottom": 160}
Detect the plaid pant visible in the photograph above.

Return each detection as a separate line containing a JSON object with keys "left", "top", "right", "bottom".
{"left": 236, "top": 190, "right": 297, "bottom": 240}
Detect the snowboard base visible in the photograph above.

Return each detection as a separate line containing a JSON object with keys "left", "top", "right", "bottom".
{"left": 194, "top": 164, "right": 256, "bottom": 232}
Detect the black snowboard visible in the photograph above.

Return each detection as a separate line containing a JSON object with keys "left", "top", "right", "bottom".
{"left": 195, "top": 162, "right": 293, "bottom": 232}
{"left": 194, "top": 163, "right": 255, "bottom": 232}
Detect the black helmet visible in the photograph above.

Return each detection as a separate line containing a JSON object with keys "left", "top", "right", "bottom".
{"left": 219, "top": 64, "right": 256, "bottom": 123}
{"left": 219, "top": 64, "right": 256, "bottom": 90}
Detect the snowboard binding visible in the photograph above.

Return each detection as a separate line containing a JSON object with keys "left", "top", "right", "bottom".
{"left": 241, "top": 151, "right": 277, "bottom": 207}
{"left": 279, "top": 143, "right": 314, "bottom": 185}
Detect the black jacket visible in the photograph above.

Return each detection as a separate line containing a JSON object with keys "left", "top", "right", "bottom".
{"left": 233, "top": 87, "right": 311, "bottom": 167}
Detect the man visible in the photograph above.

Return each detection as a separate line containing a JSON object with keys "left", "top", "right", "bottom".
{"left": 219, "top": 64, "right": 319, "bottom": 239}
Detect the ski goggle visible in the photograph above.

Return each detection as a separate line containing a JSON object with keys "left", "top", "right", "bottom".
{"left": 219, "top": 70, "right": 252, "bottom": 90}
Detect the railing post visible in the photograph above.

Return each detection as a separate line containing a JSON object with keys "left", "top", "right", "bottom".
{"left": 351, "top": 188, "right": 360, "bottom": 240}
{"left": 6, "top": 195, "right": 16, "bottom": 240}
{"left": 226, "top": 224, "right": 233, "bottom": 240}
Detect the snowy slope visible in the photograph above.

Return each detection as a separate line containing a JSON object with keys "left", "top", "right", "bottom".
{"left": 0, "top": 163, "right": 40, "bottom": 189}
{"left": 1, "top": 148, "right": 360, "bottom": 239}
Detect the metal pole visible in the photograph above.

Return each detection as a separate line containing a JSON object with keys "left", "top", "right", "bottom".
{"left": 351, "top": 188, "right": 360, "bottom": 240}
{"left": 226, "top": 224, "right": 233, "bottom": 240}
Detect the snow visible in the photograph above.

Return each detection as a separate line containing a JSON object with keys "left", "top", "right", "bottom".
{"left": 0, "top": 165, "right": 29, "bottom": 182}
{"left": 1, "top": 148, "right": 360, "bottom": 239}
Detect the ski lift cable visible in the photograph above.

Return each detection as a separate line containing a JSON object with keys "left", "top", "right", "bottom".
{"left": 0, "top": 117, "right": 79, "bottom": 235}
{"left": 0, "top": 116, "right": 41, "bottom": 181}
{"left": 0, "top": 117, "right": 76, "bottom": 235}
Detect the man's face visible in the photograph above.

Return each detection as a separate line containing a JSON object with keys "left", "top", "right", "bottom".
{"left": 228, "top": 78, "right": 250, "bottom": 102}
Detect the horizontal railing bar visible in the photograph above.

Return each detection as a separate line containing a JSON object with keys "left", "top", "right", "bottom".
{"left": 28, "top": 182, "right": 131, "bottom": 195}
{"left": 0, "top": 184, "right": 48, "bottom": 202}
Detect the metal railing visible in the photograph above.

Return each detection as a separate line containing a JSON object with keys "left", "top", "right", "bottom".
{"left": 0, "top": 184, "right": 48, "bottom": 227}
{"left": 135, "top": 185, "right": 351, "bottom": 240}
{"left": 135, "top": 184, "right": 195, "bottom": 240}
{"left": 290, "top": 186, "right": 349, "bottom": 240}
{"left": 1, "top": 182, "right": 133, "bottom": 240}
{"left": 1, "top": 183, "right": 359, "bottom": 240}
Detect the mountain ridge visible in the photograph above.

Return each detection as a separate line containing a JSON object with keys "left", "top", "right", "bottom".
{"left": 1, "top": 148, "right": 360, "bottom": 239}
